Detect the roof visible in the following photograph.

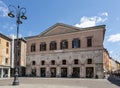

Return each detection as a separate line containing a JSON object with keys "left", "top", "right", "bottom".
{"left": 26, "top": 23, "right": 106, "bottom": 39}
{"left": 0, "top": 33, "right": 12, "bottom": 41}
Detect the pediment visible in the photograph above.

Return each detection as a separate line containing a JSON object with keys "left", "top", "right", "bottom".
{"left": 38, "top": 23, "right": 80, "bottom": 37}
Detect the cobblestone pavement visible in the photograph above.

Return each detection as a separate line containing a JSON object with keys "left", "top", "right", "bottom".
{"left": 0, "top": 77, "right": 119, "bottom": 88}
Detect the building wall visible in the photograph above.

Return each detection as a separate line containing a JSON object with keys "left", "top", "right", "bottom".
{"left": 14, "top": 38, "right": 26, "bottom": 76}
{"left": 103, "top": 49, "right": 110, "bottom": 72}
{"left": 0, "top": 34, "right": 11, "bottom": 78}
{"left": 26, "top": 23, "right": 105, "bottom": 78}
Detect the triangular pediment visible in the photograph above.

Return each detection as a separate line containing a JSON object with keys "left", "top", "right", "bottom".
{"left": 38, "top": 23, "right": 80, "bottom": 37}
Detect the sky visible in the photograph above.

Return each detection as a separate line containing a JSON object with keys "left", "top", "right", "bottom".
{"left": 0, "top": 0, "right": 120, "bottom": 61}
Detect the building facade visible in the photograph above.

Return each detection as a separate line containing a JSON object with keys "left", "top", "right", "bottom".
{"left": 14, "top": 38, "right": 26, "bottom": 76}
{"left": 26, "top": 23, "right": 106, "bottom": 78}
{"left": 0, "top": 33, "right": 12, "bottom": 78}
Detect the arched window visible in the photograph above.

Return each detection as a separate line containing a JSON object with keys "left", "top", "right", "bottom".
{"left": 50, "top": 41, "right": 57, "bottom": 50}
{"left": 51, "top": 60, "right": 55, "bottom": 65}
{"left": 31, "top": 43, "right": 36, "bottom": 52}
{"left": 60, "top": 40, "right": 68, "bottom": 49}
{"left": 72, "top": 38, "right": 80, "bottom": 48}
{"left": 87, "top": 59, "right": 92, "bottom": 64}
{"left": 62, "top": 60, "right": 66, "bottom": 65}
{"left": 32, "top": 61, "right": 36, "bottom": 65}
{"left": 41, "top": 60, "right": 45, "bottom": 65}
{"left": 40, "top": 42, "right": 46, "bottom": 51}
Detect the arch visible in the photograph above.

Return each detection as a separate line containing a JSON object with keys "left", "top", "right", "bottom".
{"left": 60, "top": 40, "right": 68, "bottom": 49}
{"left": 72, "top": 38, "right": 80, "bottom": 48}
{"left": 50, "top": 41, "right": 57, "bottom": 50}
{"left": 40, "top": 42, "right": 46, "bottom": 51}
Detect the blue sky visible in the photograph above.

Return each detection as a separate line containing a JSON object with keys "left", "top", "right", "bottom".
{"left": 0, "top": 0, "right": 120, "bottom": 61}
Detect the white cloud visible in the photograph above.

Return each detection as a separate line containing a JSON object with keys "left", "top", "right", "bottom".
{"left": 0, "top": 0, "right": 9, "bottom": 17}
{"left": 100, "top": 12, "right": 108, "bottom": 16}
{"left": 75, "top": 12, "right": 108, "bottom": 28}
{"left": 8, "top": 34, "right": 16, "bottom": 39}
{"left": 2, "top": 23, "right": 16, "bottom": 30}
{"left": 8, "top": 33, "right": 23, "bottom": 39}
{"left": 107, "top": 33, "right": 120, "bottom": 42}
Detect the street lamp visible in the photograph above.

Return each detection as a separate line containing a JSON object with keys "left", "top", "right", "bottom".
{"left": 8, "top": 5, "right": 27, "bottom": 85}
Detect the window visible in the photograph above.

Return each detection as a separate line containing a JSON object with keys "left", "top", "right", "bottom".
{"left": 50, "top": 41, "right": 57, "bottom": 50}
{"left": 51, "top": 60, "right": 55, "bottom": 65}
{"left": 6, "top": 48, "right": 8, "bottom": 54}
{"left": 74, "top": 59, "right": 78, "bottom": 64}
{"left": 87, "top": 37, "right": 92, "bottom": 47}
{"left": 40, "top": 42, "right": 46, "bottom": 51}
{"left": 72, "top": 38, "right": 80, "bottom": 48}
{"left": 6, "top": 42, "right": 9, "bottom": 47}
{"left": 31, "top": 43, "right": 36, "bottom": 52}
{"left": 41, "top": 60, "right": 45, "bottom": 65}
{"left": 87, "top": 59, "right": 92, "bottom": 64}
{"left": 62, "top": 60, "right": 66, "bottom": 65}
{"left": 60, "top": 40, "right": 68, "bottom": 49}
{"left": 32, "top": 61, "right": 36, "bottom": 65}
{"left": 5, "top": 58, "right": 8, "bottom": 64}
{"left": 18, "top": 49, "right": 20, "bottom": 56}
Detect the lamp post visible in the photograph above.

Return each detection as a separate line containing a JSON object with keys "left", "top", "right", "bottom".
{"left": 8, "top": 5, "right": 27, "bottom": 85}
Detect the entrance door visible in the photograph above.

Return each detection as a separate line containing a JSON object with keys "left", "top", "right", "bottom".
{"left": 86, "top": 67, "right": 94, "bottom": 78}
{"left": 41, "top": 68, "right": 46, "bottom": 77}
{"left": 72, "top": 67, "right": 80, "bottom": 78}
{"left": 61, "top": 68, "right": 67, "bottom": 77}
{"left": 50, "top": 68, "right": 56, "bottom": 77}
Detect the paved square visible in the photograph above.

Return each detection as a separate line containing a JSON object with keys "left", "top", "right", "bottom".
{"left": 0, "top": 78, "right": 119, "bottom": 88}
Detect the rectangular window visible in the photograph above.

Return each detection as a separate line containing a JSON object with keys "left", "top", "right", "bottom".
{"left": 87, "top": 59, "right": 92, "bottom": 64}
{"left": 62, "top": 60, "right": 66, "bottom": 65}
{"left": 6, "top": 48, "right": 8, "bottom": 54}
{"left": 5, "top": 58, "right": 8, "bottom": 64}
{"left": 6, "top": 42, "right": 9, "bottom": 47}
{"left": 87, "top": 37, "right": 92, "bottom": 47}
{"left": 41, "top": 61, "right": 45, "bottom": 65}
{"left": 51, "top": 60, "right": 55, "bottom": 65}
{"left": 74, "top": 59, "right": 78, "bottom": 64}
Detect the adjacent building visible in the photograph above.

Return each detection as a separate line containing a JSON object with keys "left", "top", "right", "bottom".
{"left": 14, "top": 38, "right": 26, "bottom": 76}
{"left": 0, "top": 33, "right": 12, "bottom": 78}
{"left": 26, "top": 23, "right": 106, "bottom": 78}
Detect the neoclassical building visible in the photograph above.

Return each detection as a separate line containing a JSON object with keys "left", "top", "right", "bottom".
{"left": 26, "top": 23, "right": 106, "bottom": 78}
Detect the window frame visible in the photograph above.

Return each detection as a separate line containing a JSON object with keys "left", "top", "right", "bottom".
{"left": 72, "top": 38, "right": 80, "bottom": 48}
{"left": 62, "top": 60, "right": 66, "bottom": 65}
{"left": 31, "top": 43, "right": 36, "bottom": 52}
{"left": 51, "top": 60, "right": 55, "bottom": 65}
{"left": 74, "top": 59, "right": 79, "bottom": 65}
{"left": 50, "top": 41, "right": 57, "bottom": 50}
{"left": 32, "top": 61, "right": 36, "bottom": 65}
{"left": 87, "top": 59, "right": 92, "bottom": 64}
{"left": 60, "top": 40, "right": 68, "bottom": 49}
{"left": 40, "top": 42, "right": 46, "bottom": 51}
{"left": 87, "top": 37, "right": 92, "bottom": 47}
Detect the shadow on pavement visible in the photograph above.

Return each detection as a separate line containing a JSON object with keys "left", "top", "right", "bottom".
{"left": 107, "top": 75, "right": 120, "bottom": 87}
{"left": 0, "top": 84, "right": 12, "bottom": 86}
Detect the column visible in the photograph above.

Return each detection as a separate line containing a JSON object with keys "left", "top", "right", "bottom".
{"left": 36, "top": 67, "right": 40, "bottom": 77}
{"left": 0, "top": 68, "right": 1, "bottom": 78}
{"left": 46, "top": 67, "right": 50, "bottom": 77}
{"left": 68, "top": 66, "right": 72, "bottom": 78}
{"left": 8, "top": 68, "right": 10, "bottom": 78}
{"left": 80, "top": 65, "right": 85, "bottom": 78}
{"left": 1, "top": 68, "right": 3, "bottom": 78}
{"left": 56, "top": 66, "right": 61, "bottom": 77}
